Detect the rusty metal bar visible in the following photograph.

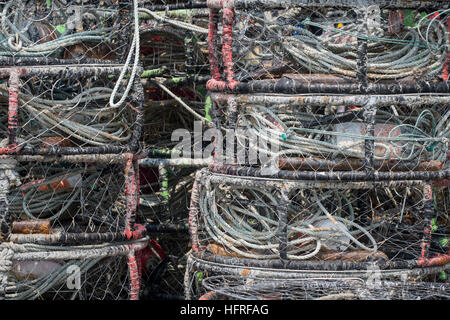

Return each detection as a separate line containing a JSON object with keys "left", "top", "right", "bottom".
{"left": 278, "top": 158, "right": 444, "bottom": 172}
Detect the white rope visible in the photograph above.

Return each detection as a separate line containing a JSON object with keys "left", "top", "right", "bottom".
{"left": 109, "top": 0, "right": 140, "bottom": 108}
{"left": 154, "top": 80, "right": 212, "bottom": 125}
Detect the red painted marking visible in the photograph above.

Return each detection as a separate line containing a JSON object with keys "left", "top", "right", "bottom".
{"left": 443, "top": 17, "right": 450, "bottom": 81}
{"left": 418, "top": 252, "right": 450, "bottom": 267}
{"left": 124, "top": 155, "right": 137, "bottom": 238}
{"left": 135, "top": 239, "right": 165, "bottom": 277}
{"left": 7, "top": 70, "right": 20, "bottom": 154}
{"left": 199, "top": 291, "right": 216, "bottom": 300}
{"left": 222, "top": 5, "right": 238, "bottom": 90}
{"left": 128, "top": 251, "right": 141, "bottom": 300}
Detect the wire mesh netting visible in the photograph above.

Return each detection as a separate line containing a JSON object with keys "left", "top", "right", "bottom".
{"left": 0, "top": 0, "right": 133, "bottom": 63}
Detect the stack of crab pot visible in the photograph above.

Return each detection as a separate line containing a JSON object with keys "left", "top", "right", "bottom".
{"left": 136, "top": 0, "right": 212, "bottom": 299}
{"left": 185, "top": 0, "right": 450, "bottom": 300}
{"left": 0, "top": 0, "right": 148, "bottom": 300}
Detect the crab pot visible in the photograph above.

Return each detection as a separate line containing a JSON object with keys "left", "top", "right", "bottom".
{"left": 0, "top": 0, "right": 135, "bottom": 64}
{"left": 0, "top": 69, "right": 143, "bottom": 155}
{"left": 209, "top": 92, "right": 449, "bottom": 172}
{"left": 0, "top": 153, "right": 148, "bottom": 300}
{"left": 0, "top": 154, "right": 145, "bottom": 244}
{"left": 136, "top": 0, "right": 212, "bottom": 301}
{"left": 186, "top": 0, "right": 450, "bottom": 302}
{"left": 204, "top": 0, "right": 450, "bottom": 94}
{"left": 184, "top": 168, "right": 450, "bottom": 298}
{"left": 0, "top": 237, "right": 148, "bottom": 300}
